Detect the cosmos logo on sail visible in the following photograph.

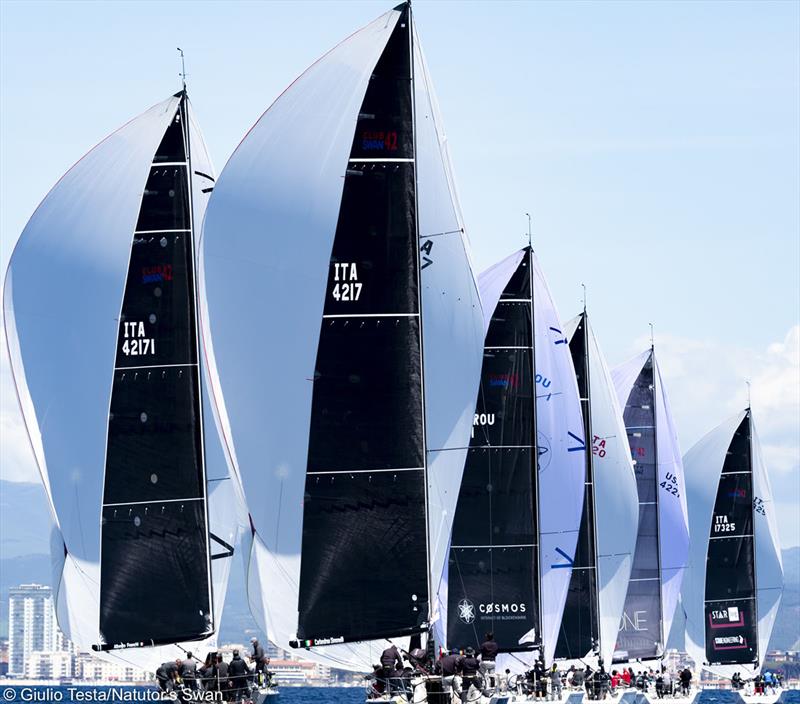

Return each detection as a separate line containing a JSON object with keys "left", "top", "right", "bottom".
{"left": 457, "top": 597, "right": 528, "bottom": 624}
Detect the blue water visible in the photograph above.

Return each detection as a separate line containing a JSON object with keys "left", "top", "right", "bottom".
{"left": 0, "top": 686, "right": 364, "bottom": 704}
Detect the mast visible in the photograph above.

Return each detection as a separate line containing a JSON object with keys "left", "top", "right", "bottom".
{"left": 407, "top": 0, "right": 435, "bottom": 647}
{"left": 527, "top": 233, "right": 543, "bottom": 655}
{"left": 583, "top": 309, "right": 601, "bottom": 660}
{"left": 747, "top": 407, "right": 760, "bottom": 667}
{"left": 179, "top": 84, "right": 216, "bottom": 637}
{"left": 650, "top": 332, "right": 665, "bottom": 656}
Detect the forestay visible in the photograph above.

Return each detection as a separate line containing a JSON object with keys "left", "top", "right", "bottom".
{"left": 4, "top": 94, "right": 243, "bottom": 669}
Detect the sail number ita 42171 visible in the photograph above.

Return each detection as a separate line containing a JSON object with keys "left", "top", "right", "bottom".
{"left": 121, "top": 320, "right": 155, "bottom": 356}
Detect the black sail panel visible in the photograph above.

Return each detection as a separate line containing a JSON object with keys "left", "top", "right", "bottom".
{"left": 556, "top": 312, "right": 598, "bottom": 660}
{"left": 448, "top": 252, "right": 539, "bottom": 652}
{"left": 704, "top": 413, "right": 758, "bottom": 666}
{"left": 99, "top": 99, "right": 212, "bottom": 646}
{"left": 614, "top": 353, "right": 663, "bottom": 661}
{"left": 297, "top": 7, "right": 429, "bottom": 644}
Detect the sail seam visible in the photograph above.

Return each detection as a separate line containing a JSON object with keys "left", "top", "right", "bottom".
{"left": 115, "top": 362, "right": 197, "bottom": 371}
{"left": 452, "top": 544, "right": 536, "bottom": 549}
{"left": 134, "top": 228, "right": 191, "bottom": 234}
{"left": 307, "top": 467, "right": 424, "bottom": 475}
{"left": 103, "top": 497, "right": 203, "bottom": 508}
{"left": 321, "top": 313, "right": 419, "bottom": 319}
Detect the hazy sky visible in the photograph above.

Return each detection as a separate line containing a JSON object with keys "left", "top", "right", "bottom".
{"left": 1, "top": 1, "right": 798, "bottom": 547}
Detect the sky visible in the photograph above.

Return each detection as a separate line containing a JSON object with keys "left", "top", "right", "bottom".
{"left": 0, "top": 1, "right": 798, "bottom": 548}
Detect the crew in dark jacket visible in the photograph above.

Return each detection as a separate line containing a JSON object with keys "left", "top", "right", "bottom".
{"left": 438, "top": 649, "right": 461, "bottom": 694}
{"left": 479, "top": 632, "right": 498, "bottom": 687}
{"left": 156, "top": 661, "right": 179, "bottom": 692}
{"left": 214, "top": 655, "right": 230, "bottom": 699}
{"left": 180, "top": 654, "right": 198, "bottom": 690}
{"left": 228, "top": 650, "right": 251, "bottom": 702}
{"left": 460, "top": 647, "right": 481, "bottom": 701}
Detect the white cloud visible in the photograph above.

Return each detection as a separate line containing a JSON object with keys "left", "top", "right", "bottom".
{"left": 626, "top": 325, "right": 799, "bottom": 548}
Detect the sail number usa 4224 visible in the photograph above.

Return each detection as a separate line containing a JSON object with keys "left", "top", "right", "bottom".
{"left": 331, "top": 262, "right": 362, "bottom": 302}
{"left": 121, "top": 321, "right": 155, "bottom": 356}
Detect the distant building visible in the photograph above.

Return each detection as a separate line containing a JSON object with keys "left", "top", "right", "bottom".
{"left": 8, "top": 584, "right": 60, "bottom": 676}
{"left": 24, "top": 651, "right": 73, "bottom": 680}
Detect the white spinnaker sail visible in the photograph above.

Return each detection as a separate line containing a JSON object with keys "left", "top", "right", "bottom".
{"left": 682, "top": 411, "right": 783, "bottom": 677}
{"left": 532, "top": 255, "right": 586, "bottom": 666}
{"left": 201, "top": 6, "right": 480, "bottom": 671}
{"left": 751, "top": 423, "right": 783, "bottom": 674}
{"left": 564, "top": 313, "right": 638, "bottom": 666}
{"left": 413, "top": 26, "right": 484, "bottom": 646}
{"left": 4, "top": 95, "right": 242, "bottom": 671}
{"left": 612, "top": 349, "right": 689, "bottom": 657}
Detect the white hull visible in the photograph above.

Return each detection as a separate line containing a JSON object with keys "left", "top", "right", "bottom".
{"left": 366, "top": 685, "right": 791, "bottom": 704}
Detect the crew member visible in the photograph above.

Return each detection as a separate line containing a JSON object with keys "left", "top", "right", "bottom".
{"left": 156, "top": 661, "right": 179, "bottom": 692}
{"left": 679, "top": 667, "right": 692, "bottom": 696}
{"left": 438, "top": 648, "right": 461, "bottom": 694}
{"left": 548, "top": 665, "right": 562, "bottom": 701}
{"left": 250, "top": 638, "right": 269, "bottom": 687}
{"left": 214, "top": 654, "right": 230, "bottom": 700}
{"left": 380, "top": 643, "right": 405, "bottom": 693}
{"left": 459, "top": 647, "right": 481, "bottom": 702}
{"left": 479, "top": 632, "right": 498, "bottom": 689}
{"left": 180, "top": 653, "right": 197, "bottom": 691}
{"left": 228, "top": 649, "right": 251, "bottom": 702}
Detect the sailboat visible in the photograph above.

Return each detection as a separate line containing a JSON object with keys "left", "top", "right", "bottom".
{"left": 553, "top": 309, "right": 639, "bottom": 667}
{"left": 681, "top": 408, "right": 783, "bottom": 679}
{"left": 446, "top": 247, "right": 586, "bottom": 672}
{"left": 611, "top": 346, "right": 689, "bottom": 664}
{"left": 200, "top": 1, "right": 484, "bottom": 673}
{"left": 4, "top": 88, "right": 246, "bottom": 669}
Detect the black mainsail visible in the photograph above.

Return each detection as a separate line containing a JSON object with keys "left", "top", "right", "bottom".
{"left": 99, "top": 94, "right": 213, "bottom": 647}
{"left": 555, "top": 311, "right": 599, "bottom": 660}
{"left": 703, "top": 411, "right": 758, "bottom": 666}
{"left": 448, "top": 249, "right": 540, "bottom": 653}
{"left": 614, "top": 351, "right": 662, "bottom": 660}
{"left": 296, "top": 4, "right": 429, "bottom": 645}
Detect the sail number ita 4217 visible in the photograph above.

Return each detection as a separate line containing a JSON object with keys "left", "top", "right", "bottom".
{"left": 331, "top": 262, "right": 362, "bottom": 302}
{"left": 121, "top": 321, "right": 155, "bottom": 356}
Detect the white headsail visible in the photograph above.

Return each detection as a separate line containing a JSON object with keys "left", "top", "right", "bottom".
{"left": 682, "top": 409, "right": 783, "bottom": 677}
{"left": 200, "top": 3, "right": 482, "bottom": 671}
{"left": 562, "top": 313, "right": 639, "bottom": 666}
{"left": 611, "top": 349, "right": 689, "bottom": 661}
{"left": 4, "top": 94, "right": 244, "bottom": 671}
{"left": 532, "top": 255, "right": 586, "bottom": 666}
